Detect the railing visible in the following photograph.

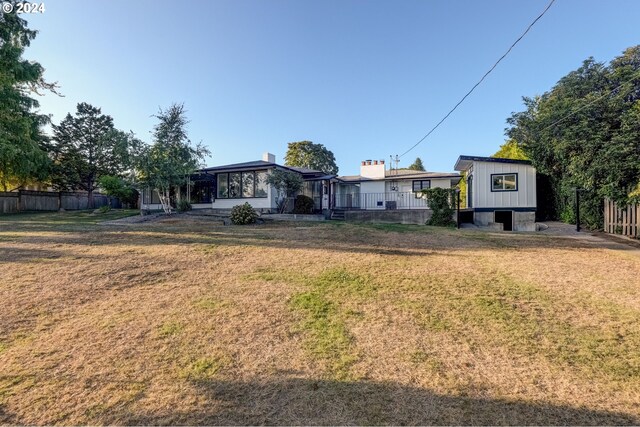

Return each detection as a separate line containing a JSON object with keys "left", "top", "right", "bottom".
{"left": 333, "top": 192, "right": 430, "bottom": 210}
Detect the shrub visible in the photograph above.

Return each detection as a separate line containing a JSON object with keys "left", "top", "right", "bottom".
{"left": 293, "top": 195, "right": 315, "bottom": 214}
{"left": 230, "top": 202, "right": 258, "bottom": 225}
{"left": 97, "top": 205, "right": 111, "bottom": 213}
{"left": 177, "top": 199, "right": 192, "bottom": 212}
{"left": 423, "top": 188, "right": 456, "bottom": 227}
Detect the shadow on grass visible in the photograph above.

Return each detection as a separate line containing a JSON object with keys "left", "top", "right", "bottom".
{"left": 0, "top": 213, "right": 634, "bottom": 257}
{"left": 63, "top": 377, "right": 640, "bottom": 425}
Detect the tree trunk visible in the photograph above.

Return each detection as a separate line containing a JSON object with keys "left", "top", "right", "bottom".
{"left": 87, "top": 188, "right": 94, "bottom": 209}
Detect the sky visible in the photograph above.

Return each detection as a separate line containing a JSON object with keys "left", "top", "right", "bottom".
{"left": 23, "top": 0, "right": 640, "bottom": 175}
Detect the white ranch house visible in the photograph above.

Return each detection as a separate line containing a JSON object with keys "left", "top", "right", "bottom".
{"left": 140, "top": 152, "right": 539, "bottom": 231}
{"left": 140, "top": 152, "right": 334, "bottom": 213}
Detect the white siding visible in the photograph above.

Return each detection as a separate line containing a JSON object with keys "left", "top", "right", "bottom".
{"left": 471, "top": 161, "right": 536, "bottom": 209}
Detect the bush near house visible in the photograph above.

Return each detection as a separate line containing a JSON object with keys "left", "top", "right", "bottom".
{"left": 293, "top": 195, "right": 315, "bottom": 214}
{"left": 230, "top": 202, "right": 258, "bottom": 225}
{"left": 176, "top": 199, "right": 192, "bottom": 213}
{"left": 423, "top": 188, "right": 456, "bottom": 227}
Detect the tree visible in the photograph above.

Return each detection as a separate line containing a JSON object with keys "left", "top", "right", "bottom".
{"left": 492, "top": 139, "right": 528, "bottom": 160}
{"left": 98, "top": 175, "right": 138, "bottom": 208}
{"left": 284, "top": 141, "right": 338, "bottom": 174}
{"left": 408, "top": 157, "right": 425, "bottom": 171}
{"left": 506, "top": 46, "right": 640, "bottom": 228}
{"left": 0, "top": 4, "right": 58, "bottom": 191}
{"left": 266, "top": 169, "right": 303, "bottom": 213}
{"left": 135, "top": 103, "right": 209, "bottom": 214}
{"left": 50, "top": 103, "right": 134, "bottom": 208}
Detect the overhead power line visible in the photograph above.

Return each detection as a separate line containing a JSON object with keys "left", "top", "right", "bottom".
{"left": 539, "top": 72, "right": 640, "bottom": 132}
{"left": 399, "top": 0, "right": 556, "bottom": 158}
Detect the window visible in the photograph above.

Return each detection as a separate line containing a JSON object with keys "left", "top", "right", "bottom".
{"left": 255, "top": 171, "right": 268, "bottom": 197}
{"left": 217, "top": 174, "right": 228, "bottom": 199}
{"left": 242, "top": 172, "right": 255, "bottom": 198}
{"left": 412, "top": 180, "right": 431, "bottom": 192}
{"left": 491, "top": 173, "right": 518, "bottom": 192}
{"left": 229, "top": 173, "right": 241, "bottom": 198}
{"left": 215, "top": 170, "right": 269, "bottom": 199}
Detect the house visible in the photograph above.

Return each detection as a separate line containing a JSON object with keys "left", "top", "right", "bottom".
{"left": 454, "top": 155, "right": 536, "bottom": 231}
{"left": 333, "top": 159, "right": 460, "bottom": 210}
{"left": 139, "top": 152, "right": 335, "bottom": 213}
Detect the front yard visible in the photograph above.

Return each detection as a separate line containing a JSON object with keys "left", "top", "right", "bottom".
{"left": 1, "top": 212, "right": 639, "bottom": 424}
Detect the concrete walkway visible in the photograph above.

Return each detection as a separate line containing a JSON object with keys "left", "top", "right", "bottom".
{"left": 539, "top": 221, "right": 640, "bottom": 256}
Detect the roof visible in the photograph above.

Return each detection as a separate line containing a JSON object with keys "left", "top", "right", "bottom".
{"left": 199, "top": 160, "right": 277, "bottom": 173}
{"left": 336, "top": 171, "right": 460, "bottom": 183}
{"left": 198, "top": 160, "right": 335, "bottom": 180}
{"left": 454, "top": 155, "right": 532, "bottom": 171}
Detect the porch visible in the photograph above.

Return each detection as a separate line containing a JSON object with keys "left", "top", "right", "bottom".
{"left": 332, "top": 192, "right": 431, "bottom": 210}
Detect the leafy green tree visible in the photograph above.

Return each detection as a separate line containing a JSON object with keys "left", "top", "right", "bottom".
{"left": 506, "top": 46, "right": 640, "bottom": 228}
{"left": 0, "top": 5, "right": 58, "bottom": 191}
{"left": 98, "top": 175, "right": 138, "bottom": 208}
{"left": 50, "top": 103, "right": 134, "bottom": 207}
{"left": 408, "top": 157, "right": 425, "bottom": 171}
{"left": 266, "top": 169, "right": 303, "bottom": 213}
{"left": 135, "top": 103, "right": 209, "bottom": 214}
{"left": 492, "top": 139, "right": 528, "bottom": 160}
{"left": 284, "top": 141, "right": 338, "bottom": 174}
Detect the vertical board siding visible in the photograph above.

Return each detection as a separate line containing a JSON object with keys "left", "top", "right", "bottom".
{"left": 0, "top": 191, "right": 113, "bottom": 214}
{"left": 473, "top": 161, "right": 536, "bottom": 209}
{"left": 604, "top": 198, "right": 639, "bottom": 238}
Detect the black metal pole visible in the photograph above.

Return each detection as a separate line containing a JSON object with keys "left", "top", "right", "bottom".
{"left": 576, "top": 188, "right": 581, "bottom": 232}
{"left": 456, "top": 190, "right": 461, "bottom": 229}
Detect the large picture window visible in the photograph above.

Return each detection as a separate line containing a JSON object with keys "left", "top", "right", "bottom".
{"left": 242, "top": 172, "right": 255, "bottom": 198}
{"left": 217, "top": 174, "right": 228, "bottom": 199}
{"left": 255, "top": 171, "right": 268, "bottom": 197}
{"left": 216, "top": 170, "right": 269, "bottom": 199}
{"left": 229, "top": 173, "right": 241, "bottom": 198}
{"left": 491, "top": 173, "right": 518, "bottom": 191}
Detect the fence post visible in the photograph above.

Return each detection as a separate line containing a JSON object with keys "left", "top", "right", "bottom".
{"left": 575, "top": 188, "right": 581, "bottom": 232}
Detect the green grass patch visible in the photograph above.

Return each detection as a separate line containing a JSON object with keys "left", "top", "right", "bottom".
{"left": 182, "top": 356, "right": 228, "bottom": 380}
{"left": 158, "top": 321, "right": 183, "bottom": 338}
{"left": 193, "top": 297, "right": 222, "bottom": 311}
{"left": 0, "top": 210, "right": 139, "bottom": 229}
{"left": 286, "top": 267, "right": 376, "bottom": 380}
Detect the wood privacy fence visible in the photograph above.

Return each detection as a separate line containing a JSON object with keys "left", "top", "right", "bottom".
{"left": 0, "top": 190, "right": 117, "bottom": 214}
{"left": 604, "top": 198, "right": 639, "bottom": 238}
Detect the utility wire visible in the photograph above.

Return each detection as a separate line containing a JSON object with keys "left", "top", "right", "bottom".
{"left": 399, "top": 0, "right": 555, "bottom": 158}
{"left": 539, "top": 72, "right": 640, "bottom": 132}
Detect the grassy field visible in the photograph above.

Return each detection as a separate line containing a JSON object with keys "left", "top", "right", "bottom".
{"left": 1, "top": 211, "right": 639, "bottom": 425}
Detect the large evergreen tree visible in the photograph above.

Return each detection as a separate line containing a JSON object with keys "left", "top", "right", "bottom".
{"left": 51, "top": 103, "right": 133, "bottom": 207}
{"left": 284, "top": 141, "right": 338, "bottom": 175}
{"left": 0, "top": 5, "right": 57, "bottom": 191}
{"left": 408, "top": 157, "right": 426, "bottom": 171}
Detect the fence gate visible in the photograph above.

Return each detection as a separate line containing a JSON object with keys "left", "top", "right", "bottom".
{"left": 604, "top": 198, "right": 639, "bottom": 238}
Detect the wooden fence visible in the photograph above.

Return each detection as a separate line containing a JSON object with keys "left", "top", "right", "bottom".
{"left": 0, "top": 190, "right": 117, "bottom": 214}
{"left": 604, "top": 198, "right": 639, "bottom": 238}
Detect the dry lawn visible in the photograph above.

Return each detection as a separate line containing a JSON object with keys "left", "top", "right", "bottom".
{"left": 1, "top": 211, "right": 639, "bottom": 425}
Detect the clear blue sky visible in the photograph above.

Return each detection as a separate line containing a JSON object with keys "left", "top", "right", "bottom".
{"left": 24, "top": 0, "right": 640, "bottom": 175}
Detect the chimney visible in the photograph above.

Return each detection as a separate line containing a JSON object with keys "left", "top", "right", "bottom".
{"left": 262, "top": 152, "right": 276, "bottom": 163}
{"left": 360, "top": 157, "right": 386, "bottom": 179}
